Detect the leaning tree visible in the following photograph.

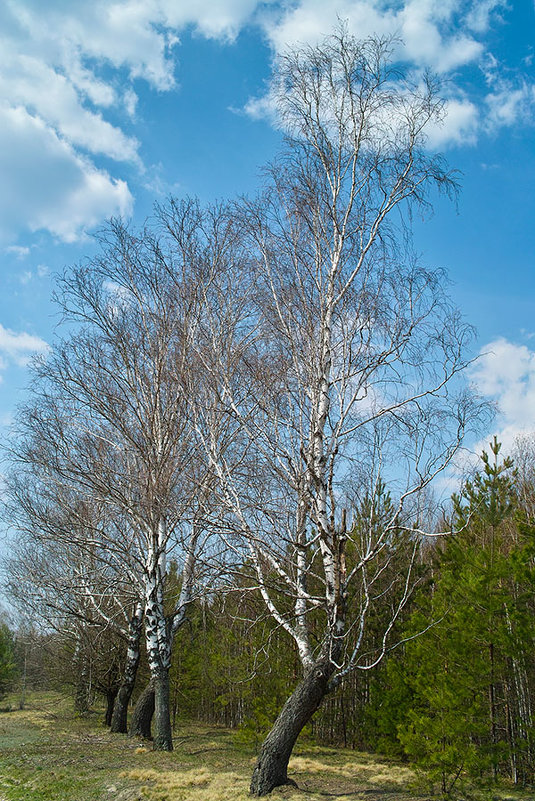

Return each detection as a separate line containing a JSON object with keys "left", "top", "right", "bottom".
{"left": 195, "top": 29, "right": 485, "bottom": 795}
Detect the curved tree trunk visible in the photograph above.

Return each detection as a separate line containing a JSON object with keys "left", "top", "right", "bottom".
{"left": 129, "top": 680, "right": 155, "bottom": 740}
{"left": 111, "top": 674, "right": 138, "bottom": 733}
{"left": 250, "top": 659, "right": 334, "bottom": 796}
{"left": 111, "top": 603, "right": 144, "bottom": 733}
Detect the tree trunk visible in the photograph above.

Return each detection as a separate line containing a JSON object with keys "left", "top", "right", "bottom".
{"left": 111, "top": 675, "right": 138, "bottom": 733}
{"left": 129, "top": 680, "right": 155, "bottom": 740}
{"left": 153, "top": 668, "right": 173, "bottom": 751}
{"left": 144, "top": 544, "right": 174, "bottom": 751}
{"left": 104, "top": 687, "right": 119, "bottom": 727}
{"left": 74, "top": 661, "right": 91, "bottom": 715}
{"left": 111, "top": 606, "right": 143, "bottom": 733}
{"left": 250, "top": 659, "right": 334, "bottom": 796}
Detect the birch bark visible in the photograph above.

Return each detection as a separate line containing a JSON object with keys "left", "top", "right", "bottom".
{"left": 198, "top": 29, "right": 479, "bottom": 794}
{"left": 111, "top": 601, "right": 144, "bottom": 733}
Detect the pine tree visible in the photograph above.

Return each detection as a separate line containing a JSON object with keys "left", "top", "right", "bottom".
{"left": 389, "top": 439, "right": 535, "bottom": 793}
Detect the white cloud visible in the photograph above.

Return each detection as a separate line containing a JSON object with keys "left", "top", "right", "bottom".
{"left": 123, "top": 88, "right": 139, "bottom": 119}
{"left": 261, "top": 0, "right": 486, "bottom": 73}
{"left": 464, "top": 0, "right": 507, "bottom": 33}
{"left": 425, "top": 97, "right": 479, "bottom": 147}
{"left": 0, "top": 46, "right": 140, "bottom": 164}
{"left": 0, "top": 323, "right": 49, "bottom": 368}
{"left": 5, "top": 245, "right": 30, "bottom": 259}
{"left": 485, "top": 82, "right": 535, "bottom": 130}
{"left": 253, "top": 0, "right": 524, "bottom": 148}
{"left": 400, "top": 1, "right": 483, "bottom": 72}
{"left": 15, "top": 264, "right": 50, "bottom": 285}
{"left": 7, "top": 1, "right": 177, "bottom": 92}
{"left": 161, "top": 0, "right": 261, "bottom": 41}
{"left": 243, "top": 91, "right": 278, "bottom": 124}
{"left": 262, "top": 0, "right": 399, "bottom": 54}
{"left": 471, "top": 338, "right": 535, "bottom": 453}
{"left": 245, "top": 48, "right": 480, "bottom": 150}
{"left": 0, "top": 0, "right": 260, "bottom": 244}
{"left": 0, "top": 0, "right": 529, "bottom": 242}
{"left": 0, "top": 103, "right": 133, "bottom": 243}
{"left": 7, "top": 1, "right": 260, "bottom": 91}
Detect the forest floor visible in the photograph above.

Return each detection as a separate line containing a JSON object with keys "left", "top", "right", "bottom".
{"left": 0, "top": 692, "right": 532, "bottom": 801}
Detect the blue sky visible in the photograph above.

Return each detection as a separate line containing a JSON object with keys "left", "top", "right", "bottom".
{"left": 0, "top": 0, "right": 534, "bottom": 457}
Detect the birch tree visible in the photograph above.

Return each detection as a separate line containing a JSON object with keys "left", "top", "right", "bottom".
{"left": 196, "top": 29, "right": 484, "bottom": 795}
{"left": 3, "top": 475, "right": 146, "bottom": 732}
{"left": 7, "top": 219, "right": 210, "bottom": 749}
{"left": 4, "top": 496, "right": 140, "bottom": 722}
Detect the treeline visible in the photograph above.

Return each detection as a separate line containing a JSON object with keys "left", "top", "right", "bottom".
{"left": 6, "top": 436, "right": 535, "bottom": 798}
{"left": 0, "top": 26, "right": 506, "bottom": 798}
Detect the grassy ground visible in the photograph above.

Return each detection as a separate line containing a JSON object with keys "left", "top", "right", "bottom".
{"left": 0, "top": 692, "right": 532, "bottom": 801}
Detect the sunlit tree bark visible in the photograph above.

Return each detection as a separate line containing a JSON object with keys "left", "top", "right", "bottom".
{"left": 192, "top": 28, "right": 484, "bottom": 795}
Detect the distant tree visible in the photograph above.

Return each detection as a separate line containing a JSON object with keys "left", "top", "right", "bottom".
{"left": 4, "top": 482, "right": 146, "bottom": 729}
{"left": 5, "top": 212, "right": 212, "bottom": 749}
{"left": 0, "top": 622, "right": 16, "bottom": 700}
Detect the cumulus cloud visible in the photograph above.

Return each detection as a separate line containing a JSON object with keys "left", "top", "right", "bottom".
{"left": 0, "top": 45, "right": 140, "bottom": 164}
{"left": 161, "top": 0, "right": 261, "bottom": 41}
{"left": 6, "top": 0, "right": 260, "bottom": 94}
{"left": 471, "top": 338, "right": 535, "bottom": 453}
{"left": 0, "top": 0, "right": 531, "bottom": 243}
{"left": 261, "top": 0, "right": 487, "bottom": 73}
{"left": 0, "top": 103, "right": 133, "bottom": 243}
{"left": 251, "top": 0, "right": 527, "bottom": 148}
{"left": 0, "top": 323, "right": 49, "bottom": 369}
{"left": 0, "top": 0, "right": 260, "bottom": 244}
{"left": 400, "top": 1, "right": 483, "bottom": 73}
{"left": 425, "top": 98, "right": 479, "bottom": 147}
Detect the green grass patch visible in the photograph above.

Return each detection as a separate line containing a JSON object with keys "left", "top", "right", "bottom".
{"left": 0, "top": 692, "right": 533, "bottom": 800}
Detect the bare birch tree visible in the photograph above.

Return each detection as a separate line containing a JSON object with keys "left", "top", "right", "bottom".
{"left": 3, "top": 488, "right": 138, "bottom": 717}
{"left": 193, "top": 29, "right": 484, "bottom": 795}
{"left": 6, "top": 219, "right": 211, "bottom": 749}
{"left": 3, "top": 473, "right": 146, "bottom": 732}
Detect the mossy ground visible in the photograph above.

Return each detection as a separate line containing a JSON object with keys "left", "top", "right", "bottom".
{"left": 0, "top": 692, "right": 532, "bottom": 801}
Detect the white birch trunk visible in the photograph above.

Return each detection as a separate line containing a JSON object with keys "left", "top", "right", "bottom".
{"left": 143, "top": 517, "right": 173, "bottom": 750}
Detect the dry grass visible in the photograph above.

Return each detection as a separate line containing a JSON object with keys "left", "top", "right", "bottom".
{"left": 0, "top": 692, "right": 422, "bottom": 801}
{"left": 1, "top": 691, "right": 534, "bottom": 801}
{"left": 289, "top": 753, "right": 413, "bottom": 782}
{"left": 120, "top": 767, "right": 249, "bottom": 801}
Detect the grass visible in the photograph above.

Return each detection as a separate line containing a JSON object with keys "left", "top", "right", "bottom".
{"left": 0, "top": 691, "right": 533, "bottom": 801}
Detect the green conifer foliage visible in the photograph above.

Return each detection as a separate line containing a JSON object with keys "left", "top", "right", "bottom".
{"left": 168, "top": 578, "right": 297, "bottom": 745}
{"left": 388, "top": 439, "right": 535, "bottom": 793}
